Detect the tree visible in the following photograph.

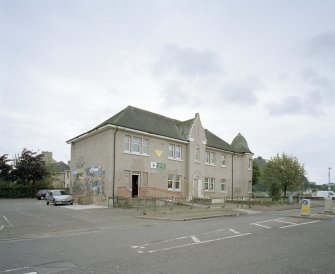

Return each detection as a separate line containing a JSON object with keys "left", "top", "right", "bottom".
{"left": 0, "top": 154, "right": 14, "bottom": 182}
{"left": 13, "top": 149, "right": 49, "bottom": 186}
{"left": 262, "top": 153, "right": 305, "bottom": 199}
{"left": 252, "top": 160, "right": 261, "bottom": 185}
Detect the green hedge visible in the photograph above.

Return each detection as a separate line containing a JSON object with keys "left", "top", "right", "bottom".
{"left": 0, "top": 186, "right": 43, "bottom": 198}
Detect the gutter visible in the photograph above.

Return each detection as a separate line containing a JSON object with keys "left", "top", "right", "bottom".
{"left": 231, "top": 153, "right": 235, "bottom": 199}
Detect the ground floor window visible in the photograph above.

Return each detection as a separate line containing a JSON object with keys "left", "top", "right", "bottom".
{"left": 168, "top": 174, "right": 181, "bottom": 191}
{"left": 204, "top": 177, "right": 215, "bottom": 191}
{"left": 220, "top": 178, "right": 227, "bottom": 192}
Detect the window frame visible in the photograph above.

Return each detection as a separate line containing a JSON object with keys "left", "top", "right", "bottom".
{"left": 220, "top": 178, "right": 227, "bottom": 192}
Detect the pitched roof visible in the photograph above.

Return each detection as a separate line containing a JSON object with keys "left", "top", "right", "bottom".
{"left": 69, "top": 106, "right": 250, "bottom": 154}
{"left": 96, "top": 106, "right": 185, "bottom": 140}
{"left": 231, "top": 133, "right": 252, "bottom": 153}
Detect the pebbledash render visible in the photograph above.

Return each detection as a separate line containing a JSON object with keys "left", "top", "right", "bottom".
{"left": 66, "top": 106, "right": 253, "bottom": 206}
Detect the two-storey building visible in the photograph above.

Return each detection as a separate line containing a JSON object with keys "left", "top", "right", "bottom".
{"left": 67, "top": 106, "right": 253, "bottom": 205}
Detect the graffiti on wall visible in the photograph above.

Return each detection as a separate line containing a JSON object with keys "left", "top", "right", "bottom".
{"left": 72, "top": 157, "right": 105, "bottom": 195}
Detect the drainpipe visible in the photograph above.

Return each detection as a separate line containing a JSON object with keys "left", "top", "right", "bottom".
{"left": 231, "top": 153, "right": 235, "bottom": 199}
{"left": 112, "top": 126, "right": 119, "bottom": 206}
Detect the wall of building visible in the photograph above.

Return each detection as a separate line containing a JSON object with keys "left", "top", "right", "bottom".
{"left": 69, "top": 129, "right": 113, "bottom": 204}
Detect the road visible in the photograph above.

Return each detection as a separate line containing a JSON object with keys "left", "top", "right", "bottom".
{"left": 0, "top": 199, "right": 334, "bottom": 274}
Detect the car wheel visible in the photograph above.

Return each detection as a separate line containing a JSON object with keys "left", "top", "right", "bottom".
{"left": 332, "top": 197, "right": 335, "bottom": 200}
{"left": 70, "top": 202, "right": 73, "bottom": 205}
{"left": 53, "top": 200, "right": 57, "bottom": 206}
{"left": 46, "top": 201, "right": 49, "bottom": 205}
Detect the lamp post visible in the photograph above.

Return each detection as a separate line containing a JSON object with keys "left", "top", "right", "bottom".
{"left": 328, "top": 167, "right": 332, "bottom": 190}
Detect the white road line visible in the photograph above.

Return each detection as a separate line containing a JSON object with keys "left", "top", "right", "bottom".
{"left": 191, "top": 236, "right": 201, "bottom": 243}
{"left": 274, "top": 219, "right": 297, "bottom": 225}
{"left": 0, "top": 225, "right": 4, "bottom": 231}
{"left": 2, "top": 216, "right": 14, "bottom": 227}
{"left": 251, "top": 223, "right": 271, "bottom": 229}
{"left": 280, "top": 220, "right": 320, "bottom": 229}
{"left": 147, "top": 233, "right": 251, "bottom": 254}
{"left": 2, "top": 266, "right": 30, "bottom": 273}
{"left": 228, "top": 229, "right": 241, "bottom": 235}
{"left": 203, "top": 229, "right": 226, "bottom": 235}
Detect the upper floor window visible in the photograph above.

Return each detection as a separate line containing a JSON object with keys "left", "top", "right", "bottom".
{"left": 205, "top": 151, "right": 215, "bottom": 165}
{"left": 168, "top": 144, "right": 182, "bottom": 160}
{"left": 124, "top": 135, "right": 149, "bottom": 156}
{"left": 221, "top": 154, "right": 226, "bottom": 166}
{"left": 249, "top": 158, "right": 252, "bottom": 169}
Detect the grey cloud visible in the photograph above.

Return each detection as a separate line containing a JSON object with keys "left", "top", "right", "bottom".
{"left": 268, "top": 96, "right": 309, "bottom": 116}
{"left": 304, "top": 31, "right": 335, "bottom": 66}
{"left": 153, "top": 44, "right": 223, "bottom": 78}
{"left": 218, "top": 77, "right": 264, "bottom": 105}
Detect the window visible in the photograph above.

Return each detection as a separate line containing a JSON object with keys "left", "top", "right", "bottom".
{"left": 210, "top": 178, "right": 215, "bottom": 191}
{"left": 195, "top": 147, "right": 200, "bottom": 162}
{"left": 205, "top": 151, "right": 210, "bottom": 164}
{"left": 249, "top": 158, "right": 252, "bottom": 169}
{"left": 175, "top": 175, "right": 181, "bottom": 190}
{"left": 168, "top": 144, "right": 175, "bottom": 158}
{"left": 204, "top": 177, "right": 209, "bottom": 190}
{"left": 168, "top": 144, "right": 182, "bottom": 160}
{"left": 143, "top": 139, "right": 149, "bottom": 155}
{"left": 221, "top": 154, "right": 226, "bottom": 166}
{"left": 124, "top": 136, "right": 131, "bottom": 152}
{"left": 220, "top": 179, "right": 226, "bottom": 192}
{"left": 168, "top": 174, "right": 181, "bottom": 191}
{"left": 205, "top": 151, "right": 215, "bottom": 165}
{"left": 124, "top": 135, "right": 149, "bottom": 156}
{"left": 132, "top": 137, "right": 142, "bottom": 153}
{"left": 204, "top": 177, "right": 215, "bottom": 191}
{"left": 175, "top": 145, "right": 182, "bottom": 160}
{"left": 168, "top": 175, "right": 173, "bottom": 190}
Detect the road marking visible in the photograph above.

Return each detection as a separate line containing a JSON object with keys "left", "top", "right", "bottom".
{"left": 191, "top": 236, "right": 201, "bottom": 243}
{"left": 274, "top": 219, "right": 297, "bottom": 225}
{"left": 2, "top": 266, "right": 30, "bottom": 272}
{"left": 228, "top": 229, "right": 241, "bottom": 235}
{"left": 280, "top": 220, "right": 320, "bottom": 229}
{"left": 0, "top": 225, "right": 4, "bottom": 231}
{"left": 251, "top": 223, "right": 271, "bottom": 229}
{"left": 146, "top": 233, "right": 251, "bottom": 254}
{"left": 2, "top": 216, "right": 14, "bottom": 227}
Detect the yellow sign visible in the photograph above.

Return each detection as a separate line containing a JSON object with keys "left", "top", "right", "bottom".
{"left": 301, "top": 199, "right": 311, "bottom": 216}
{"left": 155, "top": 150, "right": 163, "bottom": 157}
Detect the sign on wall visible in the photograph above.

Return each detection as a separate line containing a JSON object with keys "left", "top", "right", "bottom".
{"left": 151, "top": 162, "right": 166, "bottom": 170}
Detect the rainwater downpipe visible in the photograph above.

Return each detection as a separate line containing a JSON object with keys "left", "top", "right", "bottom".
{"left": 112, "top": 126, "right": 119, "bottom": 206}
{"left": 231, "top": 153, "right": 235, "bottom": 199}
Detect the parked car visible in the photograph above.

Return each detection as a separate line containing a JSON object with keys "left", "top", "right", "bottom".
{"left": 313, "top": 191, "right": 335, "bottom": 200}
{"left": 46, "top": 189, "right": 74, "bottom": 206}
{"left": 36, "top": 189, "right": 50, "bottom": 200}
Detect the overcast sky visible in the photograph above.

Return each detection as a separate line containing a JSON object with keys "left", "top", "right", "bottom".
{"left": 1, "top": 0, "right": 334, "bottom": 184}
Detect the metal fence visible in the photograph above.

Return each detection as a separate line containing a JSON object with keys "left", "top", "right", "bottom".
{"left": 108, "top": 195, "right": 299, "bottom": 214}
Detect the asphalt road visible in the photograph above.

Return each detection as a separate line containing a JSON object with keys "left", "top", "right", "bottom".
{"left": 0, "top": 199, "right": 334, "bottom": 274}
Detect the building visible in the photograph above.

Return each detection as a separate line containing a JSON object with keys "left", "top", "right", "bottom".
{"left": 41, "top": 151, "right": 71, "bottom": 189}
{"left": 67, "top": 106, "right": 253, "bottom": 206}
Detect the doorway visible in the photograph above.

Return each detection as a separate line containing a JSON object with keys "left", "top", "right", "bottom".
{"left": 132, "top": 174, "right": 139, "bottom": 198}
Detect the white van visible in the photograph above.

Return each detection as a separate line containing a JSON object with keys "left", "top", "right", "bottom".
{"left": 314, "top": 191, "right": 335, "bottom": 200}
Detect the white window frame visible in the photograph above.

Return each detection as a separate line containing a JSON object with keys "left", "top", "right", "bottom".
{"left": 168, "top": 144, "right": 175, "bottom": 159}
{"left": 221, "top": 154, "right": 226, "bottom": 166}
{"left": 168, "top": 144, "right": 182, "bottom": 160}
{"left": 209, "top": 178, "right": 215, "bottom": 191}
{"left": 143, "top": 139, "right": 149, "bottom": 155}
{"left": 220, "top": 178, "right": 227, "bottom": 192}
{"left": 132, "top": 137, "right": 142, "bottom": 153}
{"left": 124, "top": 135, "right": 131, "bottom": 152}
{"left": 204, "top": 177, "right": 209, "bottom": 190}
{"left": 168, "top": 174, "right": 181, "bottom": 191}
{"left": 124, "top": 135, "right": 149, "bottom": 156}
{"left": 210, "top": 152, "right": 215, "bottom": 165}
{"left": 205, "top": 151, "right": 210, "bottom": 164}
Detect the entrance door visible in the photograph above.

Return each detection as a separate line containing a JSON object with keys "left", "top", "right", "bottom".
{"left": 132, "top": 174, "right": 139, "bottom": 198}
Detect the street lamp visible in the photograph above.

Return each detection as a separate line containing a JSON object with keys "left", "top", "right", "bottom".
{"left": 328, "top": 167, "right": 332, "bottom": 190}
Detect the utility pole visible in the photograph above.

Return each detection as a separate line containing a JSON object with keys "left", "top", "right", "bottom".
{"left": 328, "top": 167, "right": 332, "bottom": 190}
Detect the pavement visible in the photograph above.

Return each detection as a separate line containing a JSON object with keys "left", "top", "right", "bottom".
{"left": 62, "top": 201, "right": 335, "bottom": 221}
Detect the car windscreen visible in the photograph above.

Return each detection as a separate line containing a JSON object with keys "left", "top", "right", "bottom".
{"left": 53, "top": 190, "right": 68, "bottom": 196}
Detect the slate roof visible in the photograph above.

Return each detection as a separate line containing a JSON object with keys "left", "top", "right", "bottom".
{"left": 231, "top": 133, "right": 252, "bottom": 153}
{"left": 69, "top": 106, "right": 251, "bottom": 154}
